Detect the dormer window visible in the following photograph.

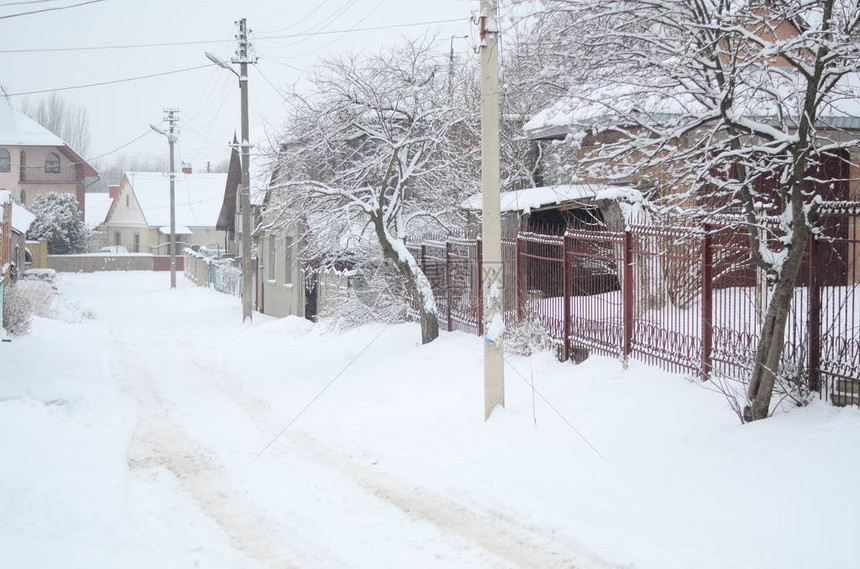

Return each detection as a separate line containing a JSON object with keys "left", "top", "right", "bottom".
{"left": 0, "top": 149, "right": 10, "bottom": 172}
{"left": 45, "top": 152, "right": 61, "bottom": 174}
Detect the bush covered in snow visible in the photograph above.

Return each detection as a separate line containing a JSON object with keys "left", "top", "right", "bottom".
{"left": 27, "top": 192, "right": 90, "bottom": 254}
{"left": 317, "top": 261, "right": 412, "bottom": 331}
{"left": 504, "top": 317, "right": 553, "bottom": 357}
{"left": 3, "top": 283, "right": 34, "bottom": 335}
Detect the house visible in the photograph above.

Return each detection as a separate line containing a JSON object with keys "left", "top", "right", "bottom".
{"left": 255, "top": 183, "right": 305, "bottom": 319}
{"left": 0, "top": 189, "right": 36, "bottom": 282}
{"left": 215, "top": 140, "right": 267, "bottom": 257}
{"left": 0, "top": 100, "right": 97, "bottom": 215}
{"left": 84, "top": 189, "right": 114, "bottom": 252}
{"left": 102, "top": 170, "right": 228, "bottom": 255}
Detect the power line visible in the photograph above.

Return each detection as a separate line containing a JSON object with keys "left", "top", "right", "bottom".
{"left": 86, "top": 128, "right": 153, "bottom": 162}
{"left": 4, "top": 63, "right": 214, "bottom": 97}
{"left": 0, "top": 17, "right": 469, "bottom": 54}
{"left": 0, "top": 0, "right": 62, "bottom": 7}
{"left": 0, "top": 36, "right": 233, "bottom": 54}
{"left": 256, "top": 17, "right": 467, "bottom": 43}
{"left": 0, "top": 0, "right": 105, "bottom": 20}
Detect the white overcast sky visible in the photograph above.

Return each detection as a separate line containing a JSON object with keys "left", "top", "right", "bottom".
{"left": 0, "top": 0, "right": 482, "bottom": 175}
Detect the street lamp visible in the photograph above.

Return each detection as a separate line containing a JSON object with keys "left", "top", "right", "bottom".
{"left": 150, "top": 116, "right": 178, "bottom": 289}
{"left": 205, "top": 23, "right": 254, "bottom": 323}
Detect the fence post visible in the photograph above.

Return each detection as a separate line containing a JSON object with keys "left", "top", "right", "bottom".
{"left": 514, "top": 232, "right": 522, "bottom": 319}
{"left": 701, "top": 226, "right": 713, "bottom": 381}
{"left": 808, "top": 234, "right": 822, "bottom": 394}
{"left": 623, "top": 230, "right": 634, "bottom": 361}
{"left": 477, "top": 237, "right": 484, "bottom": 337}
{"left": 561, "top": 233, "right": 571, "bottom": 362}
{"left": 446, "top": 240, "right": 453, "bottom": 332}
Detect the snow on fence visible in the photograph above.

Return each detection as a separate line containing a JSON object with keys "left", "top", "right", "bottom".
{"left": 183, "top": 249, "right": 242, "bottom": 297}
{"left": 407, "top": 208, "right": 860, "bottom": 407}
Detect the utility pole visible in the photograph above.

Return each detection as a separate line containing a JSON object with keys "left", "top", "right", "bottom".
{"left": 150, "top": 109, "right": 179, "bottom": 289}
{"left": 479, "top": 0, "right": 505, "bottom": 419}
{"left": 447, "top": 35, "right": 467, "bottom": 102}
{"left": 235, "top": 18, "right": 255, "bottom": 323}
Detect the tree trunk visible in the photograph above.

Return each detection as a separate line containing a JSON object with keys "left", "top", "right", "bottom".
{"left": 372, "top": 216, "right": 440, "bottom": 344}
{"left": 745, "top": 217, "right": 810, "bottom": 421}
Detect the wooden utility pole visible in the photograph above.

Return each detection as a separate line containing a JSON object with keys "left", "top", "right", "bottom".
{"left": 479, "top": 0, "right": 505, "bottom": 419}
{"left": 236, "top": 18, "right": 254, "bottom": 323}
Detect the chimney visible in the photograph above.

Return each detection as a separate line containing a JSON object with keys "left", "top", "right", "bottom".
{"left": 109, "top": 185, "right": 120, "bottom": 198}
{"left": 182, "top": 162, "right": 192, "bottom": 175}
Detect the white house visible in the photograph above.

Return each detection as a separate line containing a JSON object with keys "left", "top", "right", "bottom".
{"left": 102, "top": 171, "right": 228, "bottom": 254}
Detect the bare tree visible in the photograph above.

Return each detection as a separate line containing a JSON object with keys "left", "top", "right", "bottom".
{"left": 21, "top": 93, "right": 91, "bottom": 156}
{"left": 262, "top": 39, "right": 481, "bottom": 344}
{"left": 524, "top": 0, "right": 860, "bottom": 420}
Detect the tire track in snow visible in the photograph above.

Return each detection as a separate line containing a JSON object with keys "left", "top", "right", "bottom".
{"left": 116, "top": 340, "right": 300, "bottom": 569}
{"left": 188, "top": 356, "right": 614, "bottom": 569}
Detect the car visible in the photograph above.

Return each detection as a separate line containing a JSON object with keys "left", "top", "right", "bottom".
{"left": 99, "top": 245, "right": 129, "bottom": 254}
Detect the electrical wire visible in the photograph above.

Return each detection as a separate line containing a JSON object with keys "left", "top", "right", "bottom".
{"left": 256, "top": 17, "right": 467, "bottom": 44}
{"left": 86, "top": 128, "right": 153, "bottom": 162}
{"left": 0, "top": 37, "right": 233, "bottom": 54}
{"left": 4, "top": 63, "right": 214, "bottom": 97}
{"left": 254, "top": 0, "right": 334, "bottom": 35}
{"left": 0, "top": 0, "right": 63, "bottom": 7}
{"left": 0, "top": 0, "right": 104, "bottom": 20}
{"left": 0, "top": 17, "right": 469, "bottom": 55}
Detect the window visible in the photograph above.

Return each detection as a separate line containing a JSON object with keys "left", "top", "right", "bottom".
{"left": 19, "top": 150, "right": 26, "bottom": 178}
{"left": 133, "top": 233, "right": 140, "bottom": 253}
{"left": 268, "top": 236, "right": 277, "bottom": 280}
{"left": 284, "top": 236, "right": 293, "bottom": 285}
{"left": 0, "top": 149, "right": 9, "bottom": 172}
{"left": 19, "top": 189, "right": 26, "bottom": 206}
{"left": 114, "top": 232, "right": 121, "bottom": 246}
{"left": 45, "top": 152, "right": 60, "bottom": 174}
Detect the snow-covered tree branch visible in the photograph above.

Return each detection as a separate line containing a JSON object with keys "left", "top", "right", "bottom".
{"left": 261, "top": 39, "right": 481, "bottom": 343}
{"left": 523, "top": 0, "right": 860, "bottom": 420}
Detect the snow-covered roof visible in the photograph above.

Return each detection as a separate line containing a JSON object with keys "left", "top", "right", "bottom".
{"left": 0, "top": 100, "right": 65, "bottom": 147}
{"left": 11, "top": 201, "right": 36, "bottom": 234}
{"left": 525, "top": 72, "right": 860, "bottom": 139}
{"left": 84, "top": 192, "right": 113, "bottom": 228}
{"left": 125, "top": 172, "right": 227, "bottom": 229}
{"left": 158, "top": 225, "right": 192, "bottom": 235}
{"left": 461, "top": 184, "right": 630, "bottom": 214}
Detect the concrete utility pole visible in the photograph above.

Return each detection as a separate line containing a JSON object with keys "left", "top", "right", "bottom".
{"left": 236, "top": 18, "right": 254, "bottom": 323}
{"left": 150, "top": 109, "right": 179, "bottom": 289}
{"left": 237, "top": 19, "right": 255, "bottom": 323}
{"left": 479, "top": 0, "right": 505, "bottom": 419}
{"left": 208, "top": 19, "right": 256, "bottom": 323}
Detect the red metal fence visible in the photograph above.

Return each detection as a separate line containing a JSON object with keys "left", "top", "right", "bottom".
{"left": 408, "top": 208, "right": 860, "bottom": 406}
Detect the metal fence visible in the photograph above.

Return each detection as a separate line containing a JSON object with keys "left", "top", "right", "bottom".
{"left": 407, "top": 209, "right": 860, "bottom": 407}
{"left": 183, "top": 251, "right": 242, "bottom": 297}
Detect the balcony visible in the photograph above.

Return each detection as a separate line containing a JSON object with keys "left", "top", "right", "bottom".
{"left": 20, "top": 165, "right": 82, "bottom": 184}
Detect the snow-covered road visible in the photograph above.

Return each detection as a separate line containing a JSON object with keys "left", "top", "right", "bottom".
{"left": 2, "top": 271, "right": 860, "bottom": 569}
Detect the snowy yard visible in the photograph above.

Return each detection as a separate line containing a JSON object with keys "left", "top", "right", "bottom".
{"left": 1, "top": 272, "right": 859, "bottom": 569}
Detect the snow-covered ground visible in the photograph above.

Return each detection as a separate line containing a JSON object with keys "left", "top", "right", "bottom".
{"left": 1, "top": 272, "right": 859, "bottom": 569}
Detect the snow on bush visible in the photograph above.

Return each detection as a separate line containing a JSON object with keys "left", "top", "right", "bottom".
{"left": 27, "top": 192, "right": 90, "bottom": 254}
{"left": 504, "top": 317, "right": 553, "bottom": 357}
{"left": 317, "top": 261, "right": 412, "bottom": 332}
{"left": 3, "top": 283, "right": 34, "bottom": 335}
